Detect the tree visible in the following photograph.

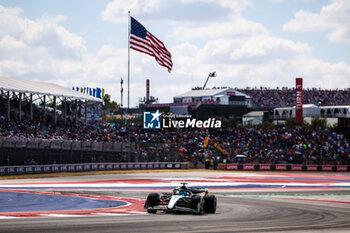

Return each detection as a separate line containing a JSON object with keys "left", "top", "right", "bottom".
{"left": 103, "top": 94, "right": 119, "bottom": 110}
{"left": 285, "top": 118, "right": 295, "bottom": 129}
{"left": 310, "top": 118, "right": 327, "bottom": 130}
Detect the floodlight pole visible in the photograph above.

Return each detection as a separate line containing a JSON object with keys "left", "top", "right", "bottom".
{"left": 203, "top": 72, "right": 216, "bottom": 89}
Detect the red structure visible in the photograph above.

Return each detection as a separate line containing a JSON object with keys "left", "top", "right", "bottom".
{"left": 146, "top": 79, "right": 150, "bottom": 103}
{"left": 295, "top": 78, "right": 303, "bottom": 125}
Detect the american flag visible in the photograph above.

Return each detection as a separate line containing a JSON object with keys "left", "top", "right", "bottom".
{"left": 130, "top": 17, "right": 173, "bottom": 72}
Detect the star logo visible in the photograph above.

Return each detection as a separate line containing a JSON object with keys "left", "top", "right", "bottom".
{"left": 150, "top": 110, "right": 161, "bottom": 122}
{"left": 143, "top": 110, "right": 162, "bottom": 129}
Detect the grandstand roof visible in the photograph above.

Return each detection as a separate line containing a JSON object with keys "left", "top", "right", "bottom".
{"left": 174, "top": 88, "right": 249, "bottom": 98}
{"left": 0, "top": 76, "right": 102, "bottom": 102}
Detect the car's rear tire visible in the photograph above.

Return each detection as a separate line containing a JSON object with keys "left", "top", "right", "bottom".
{"left": 190, "top": 195, "right": 204, "bottom": 215}
{"left": 204, "top": 195, "right": 217, "bottom": 213}
{"left": 147, "top": 209, "right": 157, "bottom": 214}
{"left": 145, "top": 193, "right": 160, "bottom": 214}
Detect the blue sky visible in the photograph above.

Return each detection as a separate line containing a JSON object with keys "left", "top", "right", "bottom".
{"left": 0, "top": 0, "right": 349, "bottom": 106}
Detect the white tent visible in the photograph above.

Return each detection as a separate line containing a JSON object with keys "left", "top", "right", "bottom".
{"left": 0, "top": 76, "right": 102, "bottom": 123}
{"left": 0, "top": 76, "right": 102, "bottom": 102}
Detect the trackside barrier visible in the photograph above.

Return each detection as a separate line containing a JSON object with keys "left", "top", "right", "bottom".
{"left": 224, "top": 164, "right": 350, "bottom": 172}
{"left": 0, "top": 162, "right": 188, "bottom": 176}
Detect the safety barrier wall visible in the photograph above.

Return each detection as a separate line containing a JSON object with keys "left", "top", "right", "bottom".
{"left": 224, "top": 163, "right": 350, "bottom": 172}
{"left": 0, "top": 137, "right": 137, "bottom": 153}
{"left": 0, "top": 162, "right": 188, "bottom": 176}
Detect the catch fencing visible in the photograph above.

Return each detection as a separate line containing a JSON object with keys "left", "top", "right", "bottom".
{"left": 0, "top": 137, "right": 182, "bottom": 166}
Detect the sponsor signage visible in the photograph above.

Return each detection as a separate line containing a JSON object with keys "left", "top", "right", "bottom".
{"left": 60, "top": 166, "right": 67, "bottom": 172}
{"left": 0, "top": 168, "right": 5, "bottom": 175}
{"left": 259, "top": 164, "right": 271, "bottom": 171}
{"left": 25, "top": 167, "right": 33, "bottom": 174}
{"left": 291, "top": 165, "right": 303, "bottom": 171}
{"left": 226, "top": 164, "right": 239, "bottom": 170}
{"left": 336, "top": 165, "right": 347, "bottom": 172}
{"left": 68, "top": 166, "right": 75, "bottom": 172}
{"left": 306, "top": 165, "right": 318, "bottom": 171}
{"left": 43, "top": 166, "right": 51, "bottom": 173}
{"left": 243, "top": 164, "right": 255, "bottom": 171}
{"left": 17, "top": 167, "right": 24, "bottom": 174}
{"left": 275, "top": 164, "right": 287, "bottom": 171}
{"left": 226, "top": 91, "right": 236, "bottom": 96}
{"left": 322, "top": 165, "right": 333, "bottom": 171}
{"left": 8, "top": 167, "right": 15, "bottom": 174}
{"left": 295, "top": 78, "right": 303, "bottom": 125}
{"left": 34, "top": 166, "right": 42, "bottom": 173}
{"left": 76, "top": 165, "right": 83, "bottom": 171}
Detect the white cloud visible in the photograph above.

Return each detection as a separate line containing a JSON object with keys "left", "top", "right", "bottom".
{"left": 174, "top": 17, "right": 268, "bottom": 40}
{"left": 283, "top": 0, "right": 350, "bottom": 43}
{"left": 102, "top": 0, "right": 161, "bottom": 23}
{"left": 180, "top": 0, "right": 252, "bottom": 13}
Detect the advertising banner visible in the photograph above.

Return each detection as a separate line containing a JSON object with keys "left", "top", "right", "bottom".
{"left": 76, "top": 165, "right": 83, "bottom": 171}
{"left": 322, "top": 165, "right": 333, "bottom": 171}
{"left": 52, "top": 166, "right": 59, "bottom": 172}
{"left": 0, "top": 167, "right": 6, "bottom": 175}
{"left": 259, "top": 164, "right": 271, "bottom": 171}
{"left": 296, "top": 78, "right": 303, "bottom": 125}
{"left": 16, "top": 167, "right": 24, "bottom": 174}
{"left": 291, "top": 164, "right": 303, "bottom": 171}
{"left": 25, "top": 167, "right": 33, "bottom": 174}
{"left": 275, "top": 164, "right": 287, "bottom": 171}
{"left": 68, "top": 165, "right": 75, "bottom": 172}
{"left": 83, "top": 164, "right": 91, "bottom": 171}
{"left": 226, "top": 164, "right": 239, "bottom": 170}
{"left": 336, "top": 165, "right": 347, "bottom": 172}
{"left": 43, "top": 166, "right": 51, "bottom": 173}
{"left": 306, "top": 165, "right": 318, "bottom": 171}
{"left": 243, "top": 164, "right": 255, "bottom": 171}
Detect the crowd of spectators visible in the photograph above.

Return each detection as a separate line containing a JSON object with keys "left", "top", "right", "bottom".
{"left": 1, "top": 117, "right": 349, "bottom": 165}
{"left": 238, "top": 87, "right": 350, "bottom": 108}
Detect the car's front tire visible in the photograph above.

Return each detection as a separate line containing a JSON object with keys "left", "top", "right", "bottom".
{"left": 204, "top": 195, "right": 217, "bottom": 213}
{"left": 145, "top": 193, "right": 160, "bottom": 214}
{"left": 190, "top": 195, "right": 204, "bottom": 215}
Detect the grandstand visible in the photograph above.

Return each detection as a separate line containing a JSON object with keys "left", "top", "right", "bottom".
{"left": 237, "top": 87, "right": 350, "bottom": 109}
{"left": 0, "top": 76, "right": 102, "bottom": 124}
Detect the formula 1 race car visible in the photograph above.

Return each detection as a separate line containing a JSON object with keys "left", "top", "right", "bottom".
{"left": 144, "top": 183, "right": 217, "bottom": 215}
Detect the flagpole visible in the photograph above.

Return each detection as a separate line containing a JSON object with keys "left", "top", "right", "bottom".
{"left": 127, "top": 11, "right": 130, "bottom": 112}
{"left": 127, "top": 11, "right": 131, "bottom": 162}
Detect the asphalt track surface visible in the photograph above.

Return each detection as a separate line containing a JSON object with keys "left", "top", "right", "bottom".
{"left": 1, "top": 171, "right": 350, "bottom": 233}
